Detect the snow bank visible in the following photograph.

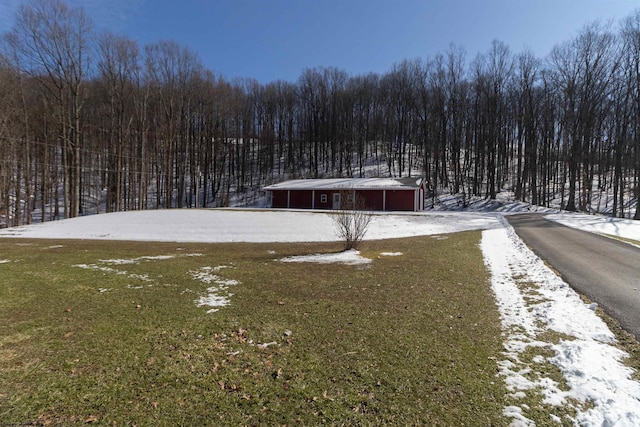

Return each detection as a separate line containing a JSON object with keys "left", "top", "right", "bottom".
{"left": 482, "top": 219, "right": 640, "bottom": 426}
{"left": 547, "top": 213, "right": 640, "bottom": 242}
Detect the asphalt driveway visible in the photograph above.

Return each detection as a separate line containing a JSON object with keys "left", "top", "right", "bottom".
{"left": 507, "top": 214, "right": 640, "bottom": 340}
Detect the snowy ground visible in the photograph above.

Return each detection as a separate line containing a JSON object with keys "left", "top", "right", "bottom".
{"left": 483, "top": 218, "right": 640, "bottom": 426}
{"left": 2, "top": 207, "right": 640, "bottom": 425}
{"left": 547, "top": 212, "right": 640, "bottom": 242}
{"left": 0, "top": 208, "right": 500, "bottom": 242}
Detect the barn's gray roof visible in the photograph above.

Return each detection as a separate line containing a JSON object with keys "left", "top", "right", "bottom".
{"left": 264, "top": 178, "right": 423, "bottom": 191}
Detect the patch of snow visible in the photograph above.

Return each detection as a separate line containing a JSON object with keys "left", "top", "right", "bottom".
{"left": 99, "top": 255, "right": 176, "bottom": 265}
{"left": 72, "top": 263, "right": 154, "bottom": 283}
{"left": 379, "top": 252, "right": 402, "bottom": 257}
{"left": 190, "top": 266, "right": 239, "bottom": 313}
{"left": 196, "top": 292, "right": 232, "bottom": 313}
{"left": 279, "top": 249, "right": 371, "bottom": 265}
{"left": 99, "top": 258, "right": 139, "bottom": 265}
{"left": 257, "top": 341, "right": 278, "bottom": 349}
{"left": 140, "top": 255, "right": 175, "bottom": 261}
{"left": 503, "top": 406, "right": 534, "bottom": 427}
{"left": 0, "top": 259, "right": 11, "bottom": 264}
{"left": 189, "top": 266, "right": 237, "bottom": 285}
{"left": 129, "top": 273, "right": 152, "bottom": 282}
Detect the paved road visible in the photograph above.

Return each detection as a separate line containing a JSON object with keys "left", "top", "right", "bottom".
{"left": 506, "top": 213, "right": 640, "bottom": 340}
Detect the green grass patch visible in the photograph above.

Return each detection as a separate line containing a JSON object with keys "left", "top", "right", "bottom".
{"left": 0, "top": 233, "right": 507, "bottom": 425}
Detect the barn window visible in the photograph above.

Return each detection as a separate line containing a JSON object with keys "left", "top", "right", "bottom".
{"left": 320, "top": 194, "right": 327, "bottom": 203}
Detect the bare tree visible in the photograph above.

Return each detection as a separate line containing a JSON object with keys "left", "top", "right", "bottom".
{"left": 96, "top": 32, "right": 140, "bottom": 213}
{"left": 332, "top": 191, "right": 372, "bottom": 250}
{"left": 88, "top": 39, "right": 152, "bottom": 211}
{"left": 514, "top": 49, "right": 541, "bottom": 204}
{"left": 622, "top": 11, "right": 640, "bottom": 220}
{"left": 549, "top": 22, "right": 617, "bottom": 211}
{"left": 11, "top": 0, "right": 93, "bottom": 218}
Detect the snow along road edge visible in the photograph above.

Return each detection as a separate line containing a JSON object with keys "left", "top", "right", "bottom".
{"left": 481, "top": 217, "right": 640, "bottom": 426}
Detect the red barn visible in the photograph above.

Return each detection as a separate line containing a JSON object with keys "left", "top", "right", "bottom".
{"left": 264, "top": 178, "right": 425, "bottom": 212}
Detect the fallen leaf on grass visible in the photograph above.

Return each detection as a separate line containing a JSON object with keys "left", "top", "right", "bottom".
{"left": 323, "top": 390, "right": 335, "bottom": 401}
{"left": 272, "top": 368, "right": 283, "bottom": 379}
{"left": 218, "top": 380, "right": 241, "bottom": 392}
{"left": 37, "top": 415, "right": 52, "bottom": 426}
{"left": 232, "top": 328, "right": 248, "bottom": 343}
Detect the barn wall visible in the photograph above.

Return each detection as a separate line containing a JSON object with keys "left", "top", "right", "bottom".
{"left": 270, "top": 187, "right": 423, "bottom": 211}
{"left": 271, "top": 191, "right": 289, "bottom": 208}
{"left": 289, "top": 190, "right": 313, "bottom": 209}
{"left": 313, "top": 191, "right": 332, "bottom": 209}
{"left": 386, "top": 190, "right": 416, "bottom": 211}
{"left": 358, "top": 190, "right": 384, "bottom": 210}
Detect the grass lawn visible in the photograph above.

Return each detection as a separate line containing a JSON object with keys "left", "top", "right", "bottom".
{"left": 0, "top": 232, "right": 508, "bottom": 426}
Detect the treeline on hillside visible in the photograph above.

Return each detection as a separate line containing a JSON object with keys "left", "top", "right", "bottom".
{"left": 1, "top": 0, "right": 640, "bottom": 226}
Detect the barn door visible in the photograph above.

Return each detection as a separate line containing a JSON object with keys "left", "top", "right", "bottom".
{"left": 332, "top": 193, "right": 341, "bottom": 209}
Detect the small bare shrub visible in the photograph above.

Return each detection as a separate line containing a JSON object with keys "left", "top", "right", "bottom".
{"left": 332, "top": 191, "right": 372, "bottom": 250}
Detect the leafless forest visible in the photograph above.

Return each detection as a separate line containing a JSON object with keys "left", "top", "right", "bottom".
{"left": 1, "top": 0, "right": 640, "bottom": 226}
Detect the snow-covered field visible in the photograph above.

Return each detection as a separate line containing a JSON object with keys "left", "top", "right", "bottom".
{"left": 0, "top": 208, "right": 500, "bottom": 242}
{"left": 1, "top": 207, "right": 640, "bottom": 425}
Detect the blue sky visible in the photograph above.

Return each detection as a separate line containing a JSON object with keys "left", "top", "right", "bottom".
{"left": 1, "top": 0, "right": 639, "bottom": 83}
